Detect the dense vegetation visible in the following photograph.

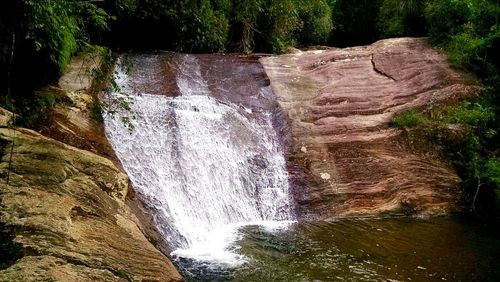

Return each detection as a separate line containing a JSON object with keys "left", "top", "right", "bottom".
{"left": 0, "top": 0, "right": 499, "bottom": 215}
{"left": 390, "top": 0, "right": 500, "bottom": 216}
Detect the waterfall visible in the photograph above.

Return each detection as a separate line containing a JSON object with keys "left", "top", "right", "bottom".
{"left": 103, "top": 55, "right": 294, "bottom": 266}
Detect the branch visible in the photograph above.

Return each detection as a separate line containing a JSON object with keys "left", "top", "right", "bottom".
{"left": 6, "top": 33, "right": 16, "bottom": 185}
{"left": 471, "top": 179, "right": 483, "bottom": 212}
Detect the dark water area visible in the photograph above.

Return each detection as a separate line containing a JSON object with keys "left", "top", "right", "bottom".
{"left": 179, "top": 216, "right": 500, "bottom": 281}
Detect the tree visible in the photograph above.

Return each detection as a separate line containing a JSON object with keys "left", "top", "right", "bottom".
{"left": 378, "top": 0, "right": 427, "bottom": 37}
{"left": 296, "top": 0, "right": 333, "bottom": 46}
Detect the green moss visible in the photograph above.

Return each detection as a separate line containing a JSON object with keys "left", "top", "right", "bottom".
{"left": 390, "top": 109, "right": 428, "bottom": 128}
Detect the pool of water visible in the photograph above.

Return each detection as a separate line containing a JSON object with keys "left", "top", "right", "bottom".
{"left": 176, "top": 216, "right": 500, "bottom": 281}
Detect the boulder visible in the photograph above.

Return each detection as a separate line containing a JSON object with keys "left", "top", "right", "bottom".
{"left": 0, "top": 128, "right": 182, "bottom": 281}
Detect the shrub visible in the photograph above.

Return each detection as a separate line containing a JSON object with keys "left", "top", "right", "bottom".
{"left": 425, "top": 0, "right": 470, "bottom": 44}
{"left": 21, "top": 0, "right": 110, "bottom": 72}
{"left": 445, "top": 102, "right": 495, "bottom": 126}
{"left": 390, "top": 109, "right": 428, "bottom": 128}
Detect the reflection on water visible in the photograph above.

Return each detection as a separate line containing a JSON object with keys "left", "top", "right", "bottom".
{"left": 179, "top": 217, "right": 500, "bottom": 281}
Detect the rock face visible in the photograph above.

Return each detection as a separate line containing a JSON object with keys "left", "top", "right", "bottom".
{"left": 0, "top": 125, "right": 182, "bottom": 281}
{"left": 261, "top": 38, "right": 480, "bottom": 219}
{"left": 35, "top": 53, "right": 117, "bottom": 160}
{"left": 0, "top": 53, "right": 182, "bottom": 281}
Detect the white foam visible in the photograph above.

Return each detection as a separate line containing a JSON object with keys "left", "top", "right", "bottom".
{"left": 103, "top": 55, "right": 295, "bottom": 266}
{"left": 172, "top": 220, "right": 295, "bottom": 266}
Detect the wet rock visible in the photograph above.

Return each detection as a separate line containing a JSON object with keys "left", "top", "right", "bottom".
{"left": 0, "top": 128, "right": 182, "bottom": 281}
{"left": 262, "top": 38, "right": 481, "bottom": 219}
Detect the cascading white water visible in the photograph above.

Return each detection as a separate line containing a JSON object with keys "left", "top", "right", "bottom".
{"left": 103, "top": 55, "right": 294, "bottom": 266}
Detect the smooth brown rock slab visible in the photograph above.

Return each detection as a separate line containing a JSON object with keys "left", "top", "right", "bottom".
{"left": 261, "top": 38, "right": 481, "bottom": 219}
{"left": 0, "top": 127, "right": 182, "bottom": 281}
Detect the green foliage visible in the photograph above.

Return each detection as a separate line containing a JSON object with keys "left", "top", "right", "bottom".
{"left": 177, "top": 0, "right": 231, "bottom": 52}
{"left": 105, "top": 0, "right": 232, "bottom": 52}
{"left": 120, "top": 53, "right": 134, "bottom": 75}
{"left": 296, "top": 0, "right": 333, "bottom": 46}
{"left": 110, "top": 0, "right": 139, "bottom": 17}
{"left": 88, "top": 53, "right": 135, "bottom": 130}
{"left": 266, "top": 0, "right": 300, "bottom": 53}
{"left": 393, "top": 101, "right": 495, "bottom": 130}
{"left": 445, "top": 102, "right": 495, "bottom": 126}
{"left": 88, "top": 46, "right": 120, "bottom": 95}
{"left": 378, "top": 0, "right": 426, "bottom": 37}
{"left": 390, "top": 109, "right": 428, "bottom": 128}
{"left": 425, "top": 0, "right": 470, "bottom": 43}
{"left": 0, "top": 0, "right": 112, "bottom": 113}
{"left": 89, "top": 99, "right": 104, "bottom": 123}
{"left": 13, "top": 90, "right": 61, "bottom": 127}
{"left": 102, "top": 95, "right": 135, "bottom": 132}
{"left": 103, "top": 0, "right": 331, "bottom": 53}
{"left": 419, "top": 0, "right": 500, "bottom": 214}
{"left": 232, "top": 0, "right": 264, "bottom": 53}
{"left": 483, "top": 157, "right": 500, "bottom": 189}
{"left": 21, "top": 0, "right": 111, "bottom": 71}
{"left": 425, "top": 0, "right": 500, "bottom": 76}
{"left": 391, "top": 95, "right": 499, "bottom": 213}
{"left": 446, "top": 31, "right": 487, "bottom": 68}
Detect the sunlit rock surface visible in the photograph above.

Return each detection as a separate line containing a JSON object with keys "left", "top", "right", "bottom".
{"left": 0, "top": 54, "right": 182, "bottom": 281}
{"left": 261, "top": 38, "right": 481, "bottom": 219}
{"left": 35, "top": 53, "right": 117, "bottom": 160}
{"left": 0, "top": 126, "right": 182, "bottom": 281}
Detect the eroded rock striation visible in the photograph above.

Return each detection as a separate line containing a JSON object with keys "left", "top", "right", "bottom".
{"left": 261, "top": 38, "right": 481, "bottom": 219}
